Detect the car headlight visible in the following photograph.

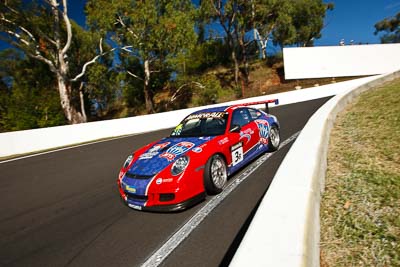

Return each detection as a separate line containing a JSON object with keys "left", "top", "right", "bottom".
{"left": 123, "top": 154, "right": 134, "bottom": 169}
{"left": 171, "top": 156, "right": 190, "bottom": 176}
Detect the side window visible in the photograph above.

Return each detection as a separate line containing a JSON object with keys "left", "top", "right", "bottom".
{"left": 248, "top": 108, "right": 262, "bottom": 121}
{"left": 231, "top": 108, "right": 251, "bottom": 128}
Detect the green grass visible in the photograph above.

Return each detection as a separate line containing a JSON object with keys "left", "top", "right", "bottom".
{"left": 320, "top": 78, "right": 400, "bottom": 267}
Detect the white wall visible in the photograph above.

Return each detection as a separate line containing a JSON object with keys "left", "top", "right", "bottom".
{"left": 283, "top": 44, "right": 400, "bottom": 79}
{"left": 0, "top": 76, "right": 378, "bottom": 159}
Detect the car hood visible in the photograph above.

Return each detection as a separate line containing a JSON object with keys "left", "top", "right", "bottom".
{"left": 127, "top": 136, "right": 215, "bottom": 176}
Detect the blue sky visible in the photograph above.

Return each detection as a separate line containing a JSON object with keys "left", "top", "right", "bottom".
{"left": 1, "top": 0, "right": 399, "bottom": 49}
{"left": 316, "top": 0, "right": 400, "bottom": 46}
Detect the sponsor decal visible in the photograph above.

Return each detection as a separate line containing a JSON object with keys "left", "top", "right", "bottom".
{"left": 199, "top": 136, "right": 212, "bottom": 141}
{"left": 231, "top": 142, "right": 244, "bottom": 166}
{"left": 231, "top": 142, "right": 243, "bottom": 152}
{"left": 160, "top": 142, "right": 195, "bottom": 161}
{"left": 255, "top": 119, "right": 270, "bottom": 145}
{"left": 149, "top": 142, "right": 170, "bottom": 152}
{"left": 155, "top": 178, "right": 174, "bottom": 185}
{"left": 239, "top": 128, "right": 254, "bottom": 144}
{"left": 172, "top": 124, "right": 183, "bottom": 136}
{"left": 125, "top": 184, "right": 137, "bottom": 193}
{"left": 186, "top": 112, "right": 225, "bottom": 120}
{"left": 192, "top": 147, "right": 203, "bottom": 153}
{"left": 139, "top": 151, "right": 159, "bottom": 160}
{"left": 218, "top": 137, "right": 229, "bottom": 145}
{"left": 139, "top": 142, "right": 171, "bottom": 160}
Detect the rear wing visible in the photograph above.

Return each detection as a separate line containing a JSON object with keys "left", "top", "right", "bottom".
{"left": 232, "top": 99, "right": 279, "bottom": 113}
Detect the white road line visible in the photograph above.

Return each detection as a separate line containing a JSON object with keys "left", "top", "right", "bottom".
{"left": 0, "top": 133, "right": 142, "bottom": 164}
{"left": 141, "top": 131, "right": 300, "bottom": 267}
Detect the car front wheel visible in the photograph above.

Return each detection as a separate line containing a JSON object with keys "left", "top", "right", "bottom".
{"left": 203, "top": 154, "right": 227, "bottom": 195}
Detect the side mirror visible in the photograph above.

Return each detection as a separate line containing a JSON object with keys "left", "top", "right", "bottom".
{"left": 230, "top": 124, "right": 241, "bottom": 133}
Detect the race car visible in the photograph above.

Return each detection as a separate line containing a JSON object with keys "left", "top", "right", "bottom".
{"left": 117, "top": 99, "right": 280, "bottom": 211}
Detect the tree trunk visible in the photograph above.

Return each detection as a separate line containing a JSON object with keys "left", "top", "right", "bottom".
{"left": 261, "top": 39, "right": 267, "bottom": 59}
{"left": 143, "top": 59, "right": 155, "bottom": 113}
{"left": 79, "top": 82, "right": 87, "bottom": 122}
{"left": 56, "top": 73, "right": 85, "bottom": 124}
{"left": 232, "top": 50, "right": 240, "bottom": 88}
{"left": 239, "top": 33, "right": 249, "bottom": 92}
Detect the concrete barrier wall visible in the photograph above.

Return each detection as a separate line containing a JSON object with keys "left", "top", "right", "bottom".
{"left": 229, "top": 69, "right": 400, "bottom": 267}
{"left": 0, "top": 76, "right": 378, "bottom": 159}
{"left": 283, "top": 44, "right": 400, "bottom": 79}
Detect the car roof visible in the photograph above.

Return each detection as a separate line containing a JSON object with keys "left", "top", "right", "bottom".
{"left": 191, "top": 106, "right": 230, "bottom": 114}
{"left": 191, "top": 104, "right": 257, "bottom": 115}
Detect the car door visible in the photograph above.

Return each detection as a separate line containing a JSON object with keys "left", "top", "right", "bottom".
{"left": 229, "top": 108, "right": 260, "bottom": 167}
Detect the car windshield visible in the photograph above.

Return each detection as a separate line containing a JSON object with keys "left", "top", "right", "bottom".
{"left": 170, "top": 112, "right": 228, "bottom": 137}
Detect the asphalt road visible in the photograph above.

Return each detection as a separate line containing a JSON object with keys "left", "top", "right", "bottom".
{"left": 0, "top": 97, "right": 330, "bottom": 267}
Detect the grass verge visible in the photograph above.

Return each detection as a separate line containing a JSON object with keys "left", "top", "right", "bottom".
{"left": 320, "top": 78, "right": 400, "bottom": 266}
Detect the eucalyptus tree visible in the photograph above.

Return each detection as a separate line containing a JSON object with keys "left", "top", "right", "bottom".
{"left": 291, "top": 0, "right": 333, "bottom": 47}
{"left": 0, "top": 49, "right": 65, "bottom": 131}
{"left": 86, "top": 0, "right": 197, "bottom": 113}
{"left": 251, "top": 0, "right": 332, "bottom": 58}
{"left": 0, "top": 0, "right": 112, "bottom": 124}
{"left": 375, "top": 12, "right": 400, "bottom": 43}
{"left": 251, "top": 0, "right": 294, "bottom": 59}
{"left": 200, "top": 0, "right": 243, "bottom": 87}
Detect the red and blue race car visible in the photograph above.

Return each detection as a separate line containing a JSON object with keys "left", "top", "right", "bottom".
{"left": 117, "top": 99, "right": 280, "bottom": 211}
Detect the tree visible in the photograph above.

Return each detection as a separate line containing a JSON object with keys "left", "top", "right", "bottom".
{"left": 375, "top": 12, "right": 400, "bottom": 43}
{"left": 251, "top": 0, "right": 333, "bottom": 58}
{"left": 251, "top": 0, "right": 293, "bottom": 59}
{"left": 200, "top": 0, "right": 242, "bottom": 87}
{"left": 0, "top": 49, "right": 65, "bottom": 131}
{"left": 86, "top": 0, "right": 197, "bottom": 114}
{"left": 0, "top": 0, "right": 111, "bottom": 124}
{"left": 291, "top": 0, "right": 334, "bottom": 47}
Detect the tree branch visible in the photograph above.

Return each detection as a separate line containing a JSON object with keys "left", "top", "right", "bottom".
{"left": 127, "top": 70, "right": 144, "bottom": 81}
{"left": 70, "top": 39, "right": 117, "bottom": 82}
{"left": 61, "top": 0, "right": 72, "bottom": 55}
{"left": 116, "top": 15, "right": 139, "bottom": 39}
{"left": 5, "top": 30, "right": 30, "bottom": 46}
{"left": 170, "top": 81, "right": 205, "bottom": 102}
{"left": 26, "top": 51, "right": 58, "bottom": 73}
{"left": 3, "top": 1, "right": 19, "bottom": 15}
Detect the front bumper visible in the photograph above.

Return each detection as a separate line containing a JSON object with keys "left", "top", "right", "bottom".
{"left": 125, "top": 192, "right": 206, "bottom": 212}
{"left": 117, "top": 178, "right": 206, "bottom": 212}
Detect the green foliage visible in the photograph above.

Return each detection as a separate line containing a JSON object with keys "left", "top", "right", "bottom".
{"left": 375, "top": 12, "right": 400, "bottom": 43}
{"left": 291, "top": 0, "right": 330, "bottom": 46}
{"left": 86, "top": 0, "right": 198, "bottom": 112}
{"left": 169, "top": 74, "right": 224, "bottom": 108}
{"left": 250, "top": 0, "right": 332, "bottom": 49}
{"left": 1, "top": 1, "right": 117, "bottom": 124}
{"left": 185, "top": 40, "right": 231, "bottom": 73}
{"left": 192, "top": 74, "right": 223, "bottom": 106}
{"left": 0, "top": 50, "right": 65, "bottom": 131}
{"left": 0, "top": 0, "right": 334, "bottom": 130}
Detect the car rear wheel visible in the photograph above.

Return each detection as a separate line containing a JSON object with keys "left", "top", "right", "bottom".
{"left": 268, "top": 125, "right": 280, "bottom": 151}
{"left": 204, "top": 154, "right": 227, "bottom": 195}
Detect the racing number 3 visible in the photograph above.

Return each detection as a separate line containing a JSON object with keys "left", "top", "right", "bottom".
{"left": 231, "top": 143, "right": 244, "bottom": 166}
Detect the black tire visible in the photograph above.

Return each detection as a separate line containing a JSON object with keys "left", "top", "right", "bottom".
{"left": 203, "top": 154, "right": 227, "bottom": 195}
{"left": 268, "top": 125, "right": 280, "bottom": 151}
